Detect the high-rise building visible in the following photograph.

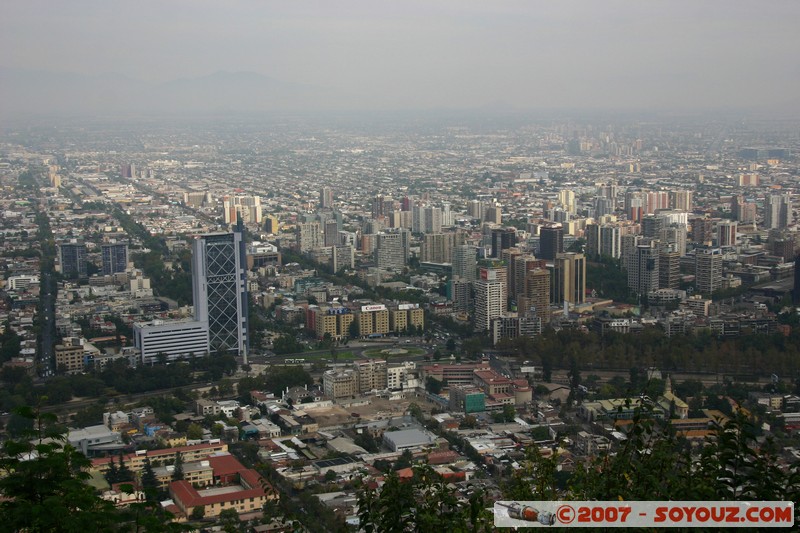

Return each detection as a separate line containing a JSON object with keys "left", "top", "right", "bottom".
{"left": 491, "top": 227, "right": 516, "bottom": 258}
{"left": 363, "top": 218, "right": 383, "bottom": 236}
{"left": 521, "top": 267, "right": 551, "bottom": 325}
{"left": 738, "top": 173, "right": 760, "bottom": 187}
{"left": 585, "top": 224, "right": 601, "bottom": 259}
{"left": 356, "top": 305, "right": 390, "bottom": 337}
{"left": 645, "top": 191, "right": 670, "bottom": 214}
{"left": 539, "top": 224, "right": 563, "bottom": 260}
{"left": 547, "top": 206, "right": 569, "bottom": 223}
{"left": 375, "top": 230, "right": 409, "bottom": 270}
{"left": 332, "top": 245, "right": 354, "bottom": 272}
{"left": 669, "top": 190, "right": 693, "bottom": 212}
{"left": 101, "top": 243, "right": 128, "bottom": 276}
{"left": 192, "top": 228, "right": 248, "bottom": 356}
{"left": 621, "top": 234, "right": 643, "bottom": 267}
{"left": 467, "top": 200, "right": 484, "bottom": 220}
{"left": 320, "top": 187, "right": 334, "bottom": 209}
{"left": 296, "top": 222, "right": 322, "bottom": 252}
{"left": 474, "top": 268, "right": 505, "bottom": 332}
{"left": 552, "top": 252, "right": 586, "bottom": 305}
{"left": 184, "top": 191, "right": 208, "bottom": 208}
{"left": 597, "top": 182, "right": 618, "bottom": 203}
{"left": 732, "top": 196, "right": 756, "bottom": 224}
{"left": 627, "top": 241, "right": 660, "bottom": 296}
{"left": 690, "top": 217, "right": 713, "bottom": 246}
{"left": 264, "top": 215, "right": 280, "bottom": 234}
{"left": 353, "top": 359, "right": 388, "bottom": 393}
{"left": 764, "top": 194, "right": 792, "bottom": 229}
{"left": 441, "top": 202, "right": 453, "bottom": 227}
{"left": 664, "top": 224, "right": 688, "bottom": 256}
{"left": 558, "top": 190, "right": 576, "bottom": 214}
{"left": 587, "top": 223, "right": 622, "bottom": 259}
{"left": 424, "top": 206, "right": 443, "bottom": 234}
{"left": 448, "top": 278, "right": 473, "bottom": 314}
{"left": 409, "top": 204, "right": 443, "bottom": 234}
{"left": 594, "top": 196, "right": 614, "bottom": 218}
{"left": 695, "top": 248, "right": 723, "bottom": 295}
{"left": 48, "top": 165, "right": 61, "bottom": 188}
{"left": 600, "top": 224, "right": 622, "bottom": 259}
{"left": 323, "top": 220, "right": 339, "bottom": 247}
{"left": 485, "top": 206, "right": 503, "bottom": 224}
{"left": 642, "top": 215, "right": 665, "bottom": 240}
{"left": 771, "top": 238, "right": 793, "bottom": 263}
{"left": 222, "top": 195, "right": 262, "bottom": 224}
{"left": 659, "top": 250, "right": 680, "bottom": 289}
{"left": 372, "top": 195, "right": 393, "bottom": 219}
{"left": 625, "top": 191, "right": 645, "bottom": 222}
{"left": 717, "top": 221, "right": 737, "bottom": 247}
{"left": 503, "top": 248, "right": 524, "bottom": 301}
{"left": 59, "top": 242, "right": 87, "bottom": 278}
{"left": 389, "top": 210, "right": 411, "bottom": 229}
{"left": 411, "top": 204, "right": 425, "bottom": 233}
{"left": 421, "top": 233, "right": 454, "bottom": 264}
{"left": 452, "top": 245, "right": 477, "bottom": 281}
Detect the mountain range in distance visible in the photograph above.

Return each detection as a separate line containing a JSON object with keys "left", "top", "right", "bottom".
{"left": 2, "top": 67, "right": 797, "bottom": 122}
{"left": 0, "top": 67, "right": 361, "bottom": 119}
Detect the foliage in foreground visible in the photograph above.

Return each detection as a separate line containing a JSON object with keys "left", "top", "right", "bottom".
{"left": 358, "top": 465, "right": 493, "bottom": 533}
{"left": 507, "top": 410, "right": 800, "bottom": 528}
{"left": 359, "top": 411, "right": 800, "bottom": 532}
{"left": 0, "top": 406, "right": 187, "bottom": 532}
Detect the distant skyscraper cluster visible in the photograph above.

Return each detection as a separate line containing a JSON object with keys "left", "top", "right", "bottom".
{"left": 223, "top": 195, "right": 262, "bottom": 224}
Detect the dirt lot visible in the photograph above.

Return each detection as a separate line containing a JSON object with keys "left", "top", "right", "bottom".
{"left": 301, "top": 396, "right": 421, "bottom": 427}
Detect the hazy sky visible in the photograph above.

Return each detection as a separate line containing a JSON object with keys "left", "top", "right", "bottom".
{"left": 2, "top": 0, "right": 799, "bottom": 111}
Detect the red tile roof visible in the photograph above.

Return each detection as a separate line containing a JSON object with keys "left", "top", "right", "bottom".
{"left": 208, "top": 453, "right": 244, "bottom": 478}
{"left": 170, "top": 477, "right": 267, "bottom": 509}
{"left": 396, "top": 467, "right": 414, "bottom": 480}
{"left": 427, "top": 450, "right": 460, "bottom": 465}
{"left": 474, "top": 369, "right": 511, "bottom": 384}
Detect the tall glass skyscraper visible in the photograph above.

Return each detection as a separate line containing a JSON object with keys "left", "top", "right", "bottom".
{"left": 192, "top": 226, "right": 248, "bottom": 357}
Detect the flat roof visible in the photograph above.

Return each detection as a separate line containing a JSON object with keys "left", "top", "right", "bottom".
{"left": 314, "top": 456, "right": 357, "bottom": 469}
{"left": 383, "top": 428, "right": 435, "bottom": 448}
{"left": 198, "top": 485, "right": 242, "bottom": 497}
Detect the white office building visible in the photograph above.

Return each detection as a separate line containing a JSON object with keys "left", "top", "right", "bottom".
{"left": 133, "top": 319, "right": 210, "bottom": 365}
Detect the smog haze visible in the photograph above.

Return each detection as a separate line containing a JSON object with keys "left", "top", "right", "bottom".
{"left": 1, "top": 0, "right": 799, "bottom": 118}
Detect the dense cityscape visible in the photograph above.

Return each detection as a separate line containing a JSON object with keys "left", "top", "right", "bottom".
{"left": 2, "top": 0, "right": 800, "bottom": 530}
{"left": 0, "top": 113, "right": 798, "bottom": 530}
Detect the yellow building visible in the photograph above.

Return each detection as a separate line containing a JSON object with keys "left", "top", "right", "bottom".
{"left": 55, "top": 338, "right": 85, "bottom": 374}
{"left": 316, "top": 314, "right": 338, "bottom": 340}
{"left": 90, "top": 442, "right": 228, "bottom": 475}
{"left": 314, "top": 307, "right": 354, "bottom": 340}
{"left": 389, "top": 305, "right": 425, "bottom": 333}
{"left": 357, "top": 305, "right": 390, "bottom": 336}
{"left": 408, "top": 307, "right": 424, "bottom": 329}
{"left": 390, "top": 309, "right": 408, "bottom": 332}
{"left": 264, "top": 215, "right": 280, "bottom": 234}
{"left": 339, "top": 312, "right": 354, "bottom": 338}
{"left": 151, "top": 460, "right": 214, "bottom": 490}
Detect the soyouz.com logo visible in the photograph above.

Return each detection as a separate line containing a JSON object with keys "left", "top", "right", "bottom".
{"left": 494, "top": 501, "right": 795, "bottom": 528}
